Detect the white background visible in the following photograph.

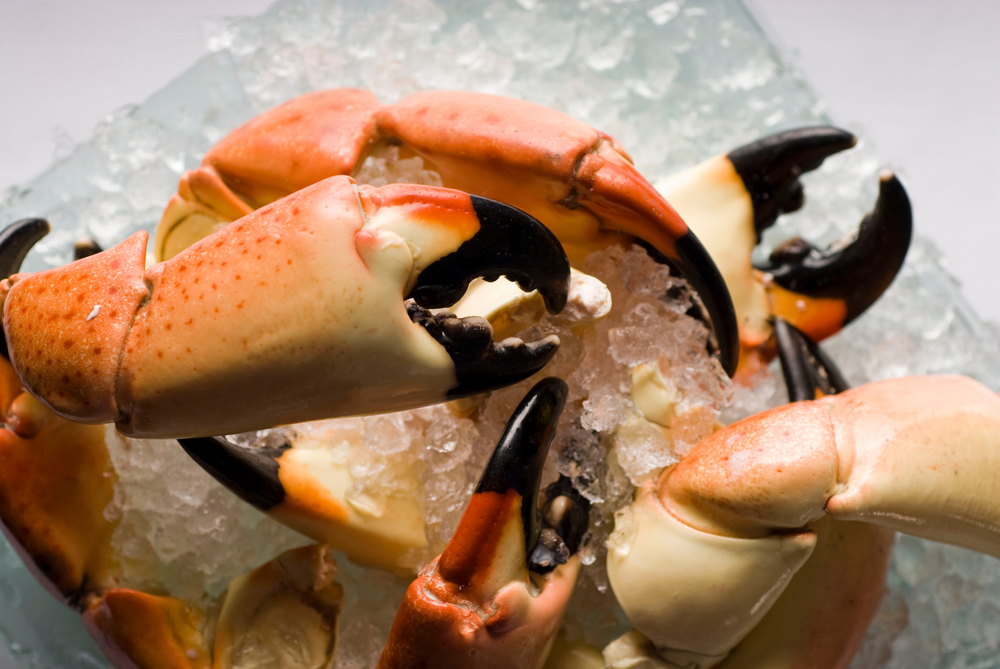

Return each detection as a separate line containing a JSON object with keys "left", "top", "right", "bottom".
{"left": 0, "top": 0, "right": 999, "bottom": 666}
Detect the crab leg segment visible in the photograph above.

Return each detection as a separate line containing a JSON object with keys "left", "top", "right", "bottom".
{"left": 655, "top": 129, "right": 911, "bottom": 373}
{"left": 609, "top": 374, "right": 1000, "bottom": 666}
{"left": 0, "top": 178, "right": 570, "bottom": 437}
{"left": 378, "top": 378, "right": 581, "bottom": 669}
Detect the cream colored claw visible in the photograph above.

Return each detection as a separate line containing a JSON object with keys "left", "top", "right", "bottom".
{"left": 608, "top": 375, "right": 1000, "bottom": 667}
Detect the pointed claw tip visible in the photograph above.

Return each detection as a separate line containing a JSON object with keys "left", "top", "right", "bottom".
{"left": 541, "top": 281, "right": 569, "bottom": 315}
{"left": 774, "top": 316, "right": 850, "bottom": 400}
{"left": 756, "top": 167, "right": 912, "bottom": 328}
{"left": 0, "top": 218, "right": 51, "bottom": 279}
{"left": 475, "top": 376, "right": 568, "bottom": 496}
{"left": 178, "top": 436, "right": 286, "bottom": 510}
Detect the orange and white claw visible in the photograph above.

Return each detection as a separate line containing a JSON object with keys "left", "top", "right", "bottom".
{"left": 158, "top": 88, "right": 740, "bottom": 377}
{"left": 381, "top": 90, "right": 738, "bottom": 375}
{"left": 377, "top": 378, "right": 580, "bottom": 669}
{"left": 379, "top": 556, "right": 581, "bottom": 669}
{"left": 176, "top": 428, "right": 430, "bottom": 572}
{"left": 609, "top": 374, "right": 1000, "bottom": 667}
{"left": 0, "top": 179, "right": 569, "bottom": 438}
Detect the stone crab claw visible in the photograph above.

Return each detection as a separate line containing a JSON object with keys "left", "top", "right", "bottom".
{"left": 377, "top": 377, "right": 586, "bottom": 669}
{"left": 155, "top": 89, "right": 740, "bottom": 376}
{"left": 176, "top": 429, "right": 430, "bottom": 571}
{"left": 607, "top": 373, "right": 1000, "bottom": 668}
{"left": 656, "top": 128, "right": 912, "bottom": 376}
{"left": 0, "top": 177, "right": 571, "bottom": 438}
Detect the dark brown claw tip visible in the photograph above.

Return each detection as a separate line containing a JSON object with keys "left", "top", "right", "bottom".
{"left": 529, "top": 475, "right": 591, "bottom": 574}
{"left": 407, "top": 195, "right": 570, "bottom": 315}
{"left": 0, "top": 218, "right": 51, "bottom": 360}
{"left": 477, "top": 377, "right": 568, "bottom": 559}
{"left": 756, "top": 171, "right": 913, "bottom": 325}
{"left": 640, "top": 235, "right": 740, "bottom": 378}
{"left": 407, "top": 302, "right": 561, "bottom": 398}
{"left": 0, "top": 218, "right": 50, "bottom": 280}
{"left": 728, "top": 127, "right": 857, "bottom": 239}
{"left": 774, "top": 317, "right": 850, "bottom": 402}
{"left": 73, "top": 237, "right": 103, "bottom": 261}
{"left": 177, "top": 436, "right": 288, "bottom": 510}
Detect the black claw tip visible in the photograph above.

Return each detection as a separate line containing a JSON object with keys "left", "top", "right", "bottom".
{"left": 729, "top": 127, "right": 857, "bottom": 238}
{"left": 407, "top": 195, "right": 570, "bottom": 315}
{"left": 756, "top": 172, "right": 912, "bottom": 325}
{"left": 73, "top": 237, "right": 103, "bottom": 261}
{"left": 774, "top": 317, "right": 849, "bottom": 402}
{"left": 178, "top": 436, "right": 288, "bottom": 510}
{"left": 0, "top": 218, "right": 50, "bottom": 280}
{"left": 408, "top": 302, "right": 561, "bottom": 398}
{"left": 476, "top": 377, "right": 568, "bottom": 560}
{"left": 529, "top": 475, "right": 591, "bottom": 574}
{"left": 640, "top": 234, "right": 740, "bottom": 378}
{"left": 0, "top": 218, "right": 50, "bottom": 361}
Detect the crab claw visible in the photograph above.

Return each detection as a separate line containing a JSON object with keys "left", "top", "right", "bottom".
{"left": 178, "top": 431, "right": 428, "bottom": 571}
{"left": 378, "top": 91, "right": 738, "bottom": 377}
{"left": 773, "top": 317, "right": 849, "bottom": 402}
{"left": 0, "top": 177, "right": 570, "bottom": 438}
{"left": 609, "top": 374, "right": 1000, "bottom": 667}
{"left": 657, "top": 132, "right": 910, "bottom": 374}
{"left": 728, "top": 126, "right": 858, "bottom": 239}
{"left": 756, "top": 171, "right": 912, "bottom": 342}
{"left": 81, "top": 544, "right": 343, "bottom": 669}
{"left": 377, "top": 377, "right": 582, "bottom": 669}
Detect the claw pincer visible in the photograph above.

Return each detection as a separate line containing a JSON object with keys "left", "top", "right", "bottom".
{"left": 657, "top": 128, "right": 912, "bottom": 374}
{"left": 0, "top": 179, "right": 570, "bottom": 437}
{"left": 378, "top": 378, "right": 582, "bottom": 669}
{"left": 159, "top": 88, "right": 740, "bottom": 376}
